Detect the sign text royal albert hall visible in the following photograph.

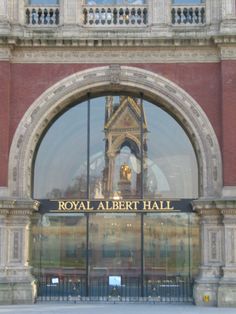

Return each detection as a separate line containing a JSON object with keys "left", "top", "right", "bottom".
{"left": 56, "top": 200, "right": 175, "bottom": 212}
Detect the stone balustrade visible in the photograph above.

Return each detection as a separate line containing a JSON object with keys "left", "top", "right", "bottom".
{"left": 23, "top": 2, "right": 208, "bottom": 28}
{"left": 171, "top": 4, "right": 206, "bottom": 25}
{"left": 82, "top": 5, "right": 148, "bottom": 26}
{"left": 25, "top": 6, "right": 60, "bottom": 26}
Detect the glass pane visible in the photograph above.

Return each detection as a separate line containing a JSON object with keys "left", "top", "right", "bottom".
{"left": 30, "top": 213, "right": 87, "bottom": 282}
{"left": 34, "top": 95, "right": 198, "bottom": 199}
{"left": 86, "top": 0, "right": 147, "bottom": 5}
{"left": 144, "top": 213, "right": 200, "bottom": 286}
{"left": 29, "top": 0, "right": 59, "bottom": 5}
{"left": 173, "top": 0, "right": 204, "bottom": 4}
{"left": 89, "top": 213, "right": 141, "bottom": 297}
{"left": 190, "top": 214, "right": 200, "bottom": 277}
{"left": 89, "top": 98, "right": 105, "bottom": 199}
{"left": 34, "top": 103, "right": 87, "bottom": 199}
{"left": 143, "top": 101, "right": 198, "bottom": 198}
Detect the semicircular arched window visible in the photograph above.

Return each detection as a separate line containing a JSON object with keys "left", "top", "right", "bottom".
{"left": 33, "top": 95, "right": 198, "bottom": 200}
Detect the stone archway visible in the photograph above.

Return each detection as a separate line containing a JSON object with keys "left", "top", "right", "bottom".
{"left": 8, "top": 65, "right": 222, "bottom": 199}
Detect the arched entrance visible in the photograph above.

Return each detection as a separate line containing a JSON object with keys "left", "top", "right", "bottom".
{"left": 8, "top": 66, "right": 222, "bottom": 303}
{"left": 8, "top": 65, "right": 222, "bottom": 199}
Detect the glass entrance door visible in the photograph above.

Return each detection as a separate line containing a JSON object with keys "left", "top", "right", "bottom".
{"left": 30, "top": 211, "right": 199, "bottom": 302}
{"left": 89, "top": 213, "right": 141, "bottom": 299}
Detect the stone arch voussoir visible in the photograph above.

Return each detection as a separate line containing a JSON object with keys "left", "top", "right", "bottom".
{"left": 8, "top": 65, "right": 222, "bottom": 198}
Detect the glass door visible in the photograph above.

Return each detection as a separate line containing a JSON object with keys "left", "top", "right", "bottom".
{"left": 89, "top": 213, "right": 141, "bottom": 299}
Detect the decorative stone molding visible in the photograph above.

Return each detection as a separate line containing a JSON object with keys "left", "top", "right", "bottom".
{"left": 0, "top": 199, "right": 39, "bottom": 212}
{"left": 0, "top": 198, "right": 38, "bottom": 304}
{"left": 0, "top": 47, "right": 11, "bottom": 60}
{"left": 220, "top": 46, "right": 236, "bottom": 60}
{"left": 218, "top": 202, "right": 236, "bottom": 306}
{"left": 11, "top": 46, "right": 220, "bottom": 64}
{"left": 8, "top": 66, "right": 222, "bottom": 199}
{"left": 193, "top": 199, "right": 223, "bottom": 306}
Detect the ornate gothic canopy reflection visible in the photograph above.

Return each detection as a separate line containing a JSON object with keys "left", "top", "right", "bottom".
{"left": 33, "top": 95, "right": 198, "bottom": 200}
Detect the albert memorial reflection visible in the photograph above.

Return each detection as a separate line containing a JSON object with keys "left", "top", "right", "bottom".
{"left": 34, "top": 95, "right": 198, "bottom": 200}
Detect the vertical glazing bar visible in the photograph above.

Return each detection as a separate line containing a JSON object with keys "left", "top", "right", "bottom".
{"left": 140, "top": 93, "right": 144, "bottom": 198}
{"left": 140, "top": 93, "right": 144, "bottom": 298}
{"left": 86, "top": 94, "right": 90, "bottom": 297}
{"left": 87, "top": 94, "right": 91, "bottom": 199}
{"left": 188, "top": 213, "right": 192, "bottom": 300}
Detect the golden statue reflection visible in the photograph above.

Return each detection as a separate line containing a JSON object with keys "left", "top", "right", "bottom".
{"left": 120, "top": 163, "right": 132, "bottom": 182}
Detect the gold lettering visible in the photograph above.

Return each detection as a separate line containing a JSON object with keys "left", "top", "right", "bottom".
{"left": 126, "top": 201, "right": 134, "bottom": 210}
{"left": 166, "top": 200, "right": 174, "bottom": 210}
{"left": 97, "top": 201, "right": 105, "bottom": 210}
{"left": 151, "top": 201, "right": 160, "bottom": 210}
{"left": 119, "top": 201, "right": 126, "bottom": 210}
{"left": 78, "top": 202, "right": 86, "bottom": 211}
{"left": 72, "top": 201, "right": 79, "bottom": 210}
{"left": 105, "top": 201, "right": 113, "bottom": 210}
{"left": 132, "top": 201, "right": 139, "bottom": 210}
{"left": 57, "top": 200, "right": 174, "bottom": 212}
{"left": 58, "top": 201, "right": 65, "bottom": 210}
{"left": 65, "top": 201, "right": 74, "bottom": 210}
{"left": 159, "top": 200, "right": 164, "bottom": 210}
{"left": 86, "top": 201, "right": 94, "bottom": 210}
{"left": 112, "top": 201, "right": 119, "bottom": 210}
{"left": 143, "top": 201, "right": 151, "bottom": 210}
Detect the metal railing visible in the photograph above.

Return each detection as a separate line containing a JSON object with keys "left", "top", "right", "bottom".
{"left": 82, "top": 5, "right": 148, "bottom": 26}
{"left": 171, "top": 5, "right": 206, "bottom": 25}
{"left": 36, "top": 275, "right": 193, "bottom": 303}
{"left": 25, "top": 6, "right": 60, "bottom": 26}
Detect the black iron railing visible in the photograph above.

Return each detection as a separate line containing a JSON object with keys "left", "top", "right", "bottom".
{"left": 36, "top": 275, "right": 193, "bottom": 303}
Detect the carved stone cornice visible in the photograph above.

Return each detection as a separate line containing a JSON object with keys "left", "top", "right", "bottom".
{"left": 193, "top": 198, "right": 236, "bottom": 216}
{"left": 221, "top": 208, "right": 236, "bottom": 216}
{"left": 0, "top": 31, "right": 236, "bottom": 62}
{"left": 10, "top": 46, "right": 220, "bottom": 64}
{"left": 0, "top": 199, "right": 39, "bottom": 214}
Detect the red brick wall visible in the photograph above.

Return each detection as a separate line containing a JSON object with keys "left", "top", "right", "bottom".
{"left": 221, "top": 60, "right": 236, "bottom": 186}
{"left": 0, "top": 62, "right": 10, "bottom": 186}
{"left": 0, "top": 61, "right": 233, "bottom": 187}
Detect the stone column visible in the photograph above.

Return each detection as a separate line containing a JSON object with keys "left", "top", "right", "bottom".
{"left": 193, "top": 200, "right": 223, "bottom": 306}
{"left": 0, "top": 0, "right": 10, "bottom": 33}
{"left": 0, "top": 0, "right": 8, "bottom": 20}
{"left": 205, "top": 0, "right": 221, "bottom": 29}
{"left": 149, "top": 0, "right": 170, "bottom": 32}
{"left": 0, "top": 199, "right": 39, "bottom": 305}
{"left": 218, "top": 203, "right": 236, "bottom": 307}
{"left": 62, "top": 0, "right": 82, "bottom": 26}
{"left": 221, "top": 0, "right": 235, "bottom": 18}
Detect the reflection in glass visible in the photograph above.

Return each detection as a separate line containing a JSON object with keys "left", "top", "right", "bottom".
{"left": 30, "top": 213, "right": 87, "bottom": 278}
{"left": 34, "top": 103, "right": 87, "bottom": 199}
{"left": 89, "top": 213, "right": 141, "bottom": 296}
{"left": 34, "top": 95, "right": 198, "bottom": 199}
{"left": 86, "top": 0, "right": 147, "bottom": 5}
{"left": 144, "top": 213, "right": 200, "bottom": 289}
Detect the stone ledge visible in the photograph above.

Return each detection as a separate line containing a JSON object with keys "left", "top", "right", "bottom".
{"left": 0, "top": 199, "right": 39, "bottom": 213}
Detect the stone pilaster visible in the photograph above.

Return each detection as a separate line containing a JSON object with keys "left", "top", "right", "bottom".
{"left": 218, "top": 202, "right": 236, "bottom": 307}
{"left": 62, "top": 0, "right": 81, "bottom": 25}
{"left": 192, "top": 200, "right": 223, "bottom": 306}
{"left": 0, "top": 0, "right": 10, "bottom": 34}
{"left": 0, "top": 199, "right": 39, "bottom": 305}
{"left": 150, "top": 0, "right": 170, "bottom": 32}
{"left": 205, "top": 0, "right": 221, "bottom": 30}
{"left": 220, "top": 0, "right": 236, "bottom": 32}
